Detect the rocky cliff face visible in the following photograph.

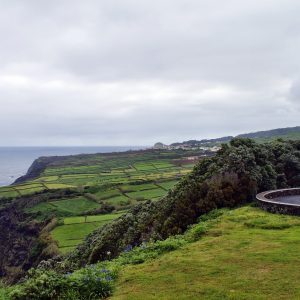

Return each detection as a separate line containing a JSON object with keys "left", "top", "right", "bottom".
{"left": 0, "top": 205, "right": 41, "bottom": 283}
{"left": 0, "top": 192, "right": 60, "bottom": 283}
{"left": 13, "top": 158, "right": 50, "bottom": 184}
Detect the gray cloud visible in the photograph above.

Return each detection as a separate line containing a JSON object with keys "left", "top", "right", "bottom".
{"left": 0, "top": 0, "right": 299, "bottom": 146}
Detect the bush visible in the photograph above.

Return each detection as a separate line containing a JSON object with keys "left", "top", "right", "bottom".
{"left": 9, "top": 265, "right": 116, "bottom": 300}
{"left": 51, "top": 139, "right": 300, "bottom": 269}
{"left": 9, "top": 270, "right": 70, "bottom": 300}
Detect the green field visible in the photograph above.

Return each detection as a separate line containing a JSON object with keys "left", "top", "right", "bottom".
{"left": 126, "top": 188, "right": 167, "bottom": 200}
{"left": 0, "top": 182, "right": 73, "bottom": 202}
{"left": 157, "top": 180, "right": 178, "bottom": 190}
{"left": 111, "top": 206, "right": 300, "bottom": 300}
{"left": 0, "top": 149, "right": 201, "bottom": 254}
{"left": 27, "top": 196, "right": 101, "bottom": 218}
{"left": 51, "top": 212, "right": 124, "bottom": 253}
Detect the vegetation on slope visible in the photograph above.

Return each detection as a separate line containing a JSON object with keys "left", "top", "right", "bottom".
{"left": 0, "top": 149, "right": 201, "bottom": 282}
{"left": 1, "top": 138, "right": 300, "bottom": 299}
{"left": 5, "top": 205, "right": 300, "bottom": 299}
{"left": 237, "top": 125, "right": 300, "bottom": 140}
{"left": 112, "top": 205, "right": 300, "bottom": 300}
{"left": 63, "top": 138, "right": 300, "bottom": 268}
{"left": 170, "top": 126, "right": 300, "bottom": 147}
{"left": 51, "top": 212, "right": 124, "bottom": 253}
{"left": 0, "top": 149, "right": 201, "bottom": 210}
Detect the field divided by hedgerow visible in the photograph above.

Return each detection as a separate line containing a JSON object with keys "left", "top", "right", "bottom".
{"left": 0, "top": 149, "right": 203, "bottom": 253}
{"left": 51, "top": 212, "right": 124, "bottom": 253}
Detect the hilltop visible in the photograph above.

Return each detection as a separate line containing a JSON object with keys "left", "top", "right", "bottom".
{"left": 154, "top": 126, "right": 300, "bottom": 150}
{"left": 111, "top": 205, "right": 300, "bottom": 299}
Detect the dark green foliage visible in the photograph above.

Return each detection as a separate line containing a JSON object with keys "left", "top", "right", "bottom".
{"left": 81, "top": 203, "right": 115, "bottom": 216}
{"left": 62, "top": 139, "right": 300, "bottom": 268}
{"left": 9, "top": 266, "right": 115, "bottom": 300}
{"left": 61, "top": 138, "right": 300, "bottom": 264}
{"left": 6, "top": 208, "right": 225, "bottom": 299}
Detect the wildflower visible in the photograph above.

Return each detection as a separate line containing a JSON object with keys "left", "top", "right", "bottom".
{"left": 140, "top": 242, "right": 147, "bottom": 249}
{"left": 100, "top": 268, "right": 109, "bottom": 273}
{"left": 105, "top": 276, "right": 112, "bottom": 282}
{"left": 63, "top": 272, "right": 71, "bottom": 278}
{"left": 124, "top": 244, "right": 133, "bottom": 252}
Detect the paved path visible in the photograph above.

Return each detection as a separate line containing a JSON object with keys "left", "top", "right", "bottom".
{"left": 273, "top": 195, "right": 300, "bottom": 205}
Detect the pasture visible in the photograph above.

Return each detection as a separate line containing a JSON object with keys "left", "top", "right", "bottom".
{"left": 0, "top": 149, "right": 202, "bottom": 253}
{"left": 112, "top": 206, "right": 300, "bottom": 299}
{"left": 51, "top": 212, "right": 124, "bottom": 253}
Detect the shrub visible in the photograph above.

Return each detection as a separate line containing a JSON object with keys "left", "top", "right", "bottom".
{"left": 9, "top": 265, "right": 116, "bottom": 300}
{"left": 115, "top": 236, "right": 188, "bottom": 266}
{"left": 9, "top": 270, "right": 70, "bottom": 300}
{"left": 50, "top": 139, "right": 300, "bottom": 270}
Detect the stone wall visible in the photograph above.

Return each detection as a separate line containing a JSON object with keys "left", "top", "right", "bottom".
{"left": 256, "top": 188, "right": 300, "bottom": 216}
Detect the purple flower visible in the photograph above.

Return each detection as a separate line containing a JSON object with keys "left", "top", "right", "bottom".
{"left": 100, "top": 268, "right": 109, "bottom": 273}
{"left": 124, "top": 245, "right": 133, "bottom": 252}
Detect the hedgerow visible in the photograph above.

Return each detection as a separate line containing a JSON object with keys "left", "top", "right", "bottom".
{"left": 64, "top": 138, "right": 300, "bottom": 267}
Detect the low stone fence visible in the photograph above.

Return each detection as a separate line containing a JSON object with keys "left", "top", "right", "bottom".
{"left": 256, "top": 188, "right": 300, "bottom": 215}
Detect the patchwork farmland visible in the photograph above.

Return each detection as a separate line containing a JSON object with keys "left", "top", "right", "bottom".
{"left": 0, "top": 149, "right": 207, "bottom": 253}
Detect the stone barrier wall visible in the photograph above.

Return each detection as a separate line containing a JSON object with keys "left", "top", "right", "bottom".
{"left": 264, "top": 189, "right": 300, "bottom": 200}
{"left": 256, "top": 188, "right": 300, "bottom": 216}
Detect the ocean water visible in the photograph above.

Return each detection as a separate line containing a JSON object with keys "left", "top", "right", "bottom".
{"left": 0, "top": 146, "right": 144, "bottom": 187}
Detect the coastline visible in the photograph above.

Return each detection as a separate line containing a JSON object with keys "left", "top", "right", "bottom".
{"left": 0, "top": 146, "right": 146, "bottom": 187}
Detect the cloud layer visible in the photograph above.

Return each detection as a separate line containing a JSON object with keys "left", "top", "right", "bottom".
{"left": 0, "top": 0, "right": 299, "bottom": 146}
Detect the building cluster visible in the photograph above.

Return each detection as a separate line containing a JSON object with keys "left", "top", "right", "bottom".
{"left": 153, "top": 142, "right": 221, "bottom": 152}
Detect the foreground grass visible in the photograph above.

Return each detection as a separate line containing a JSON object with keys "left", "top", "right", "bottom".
{"left": 4, "top": 205, "right": 300, "bottom": 299}
{"left": 111, "top": 206, "right": 300, "bottom": 300}
{"left": 0, "top": 287, "right": 8, "bottom": 300}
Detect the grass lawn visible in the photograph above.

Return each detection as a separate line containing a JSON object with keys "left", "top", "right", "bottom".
{"left": 50, "top": 197, "right": 100, "bottom": 215}
{"left": 157, "top": 180, "right": 179, "bottom": 190}
{"left": 19, "top": 187, "right": 45, "bottom": 195}
{"left": 152, "top": 162, "right": 176, "bottom": 169}
{"left": 126, "top": 188, "right": 167, "bottom": 200}
{"left": 95, "top": 189, "right": 121, "bottom": 200}
{"left": 52, "top": 212, "right": 124, "bottom": 253}
{"left": 44, "top": 183, "right": 74, "bottom": 189}
{"left": 63, "top": 212, "right": 124, "bottom": 224}
{"left": 106, "top": 195, "right": 131, "bottom": 207}
{"left": 0, "top": 285, "right": 8, "bottom": 300}
{"left": 0, "top": 190, "right": 19, "bottom": 198}
{"left": 121, "top": 183, "right": 158, "bottom": 192}
{"left": 52, "top": 222, "right": 102, "bottom": 248}
{"left": 133, "top": 163, "right": 157, "bottom": 171}
{"left": 27, "top": 196, "right": 101, "bottom": 217}
{"left": 111, "top": 206, "right": 300, "bottom": 300}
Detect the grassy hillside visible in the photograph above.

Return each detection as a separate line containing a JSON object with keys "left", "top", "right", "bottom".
{"left": 51, "top": 212, "right": 124, "bottom": 253}
{"left": 6, "top": 205, "right": 300, "bottom": 299}
{"left": 65, "top": 139, "right": 300, "bottom": 268}
{"left": 0, "top": 149, "right": 202, "bottom": 259}
{"left": 169, "top": 126, "right": 300, "bottom": 147}
{"left": 111, "top": 205, "right": 300, "bottom": 300}
{"left": 238, "top": 126, "right": 300, "bottom": 140}
{"left": 2, "top": 139, "right": 300, "bottom": 299}
{"left": 0, "top": 149, "right": 198, "bottom": 208}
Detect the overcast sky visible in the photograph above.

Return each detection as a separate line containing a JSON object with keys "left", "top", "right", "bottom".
{"left": 0, "top": 0, "right": 299, "bottom": 146}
